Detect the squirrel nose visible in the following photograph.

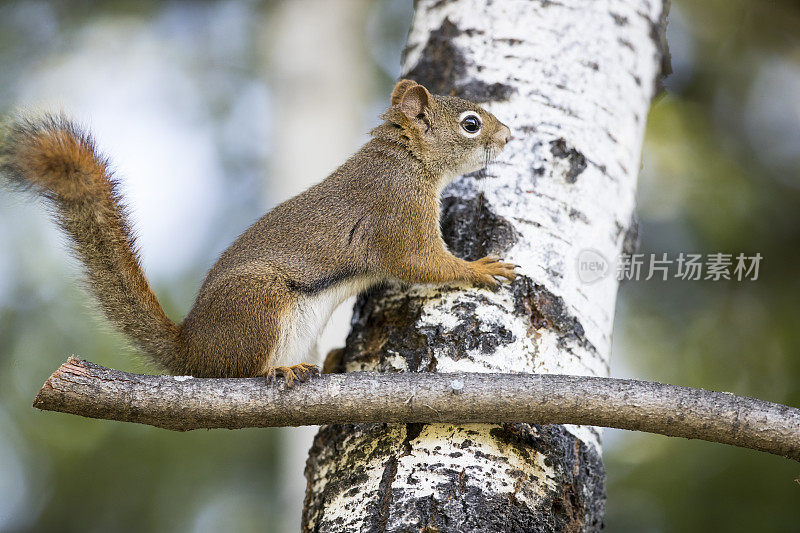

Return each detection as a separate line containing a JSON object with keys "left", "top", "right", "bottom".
{"left": 493, "top": 125, "right": 511, "bottom": 146}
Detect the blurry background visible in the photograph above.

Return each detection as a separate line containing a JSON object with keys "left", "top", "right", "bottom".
{"left": 0, "top": 0, "right": 797, "bottom": 531}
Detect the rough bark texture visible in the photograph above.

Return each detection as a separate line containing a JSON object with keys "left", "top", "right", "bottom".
{"left": 303, "top": 0, "right": 668, "bottom": 531}
{"left": 33, "top": 358, "right": 800, "bottom": 463}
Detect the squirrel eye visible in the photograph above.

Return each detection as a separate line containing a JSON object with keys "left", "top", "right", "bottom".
{"left": 460, "top": 115, "right": 481, "bottom": 134}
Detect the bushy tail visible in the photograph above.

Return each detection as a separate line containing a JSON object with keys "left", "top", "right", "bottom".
{"left": 1, "top": 114, "right": 183, "bottom": 372}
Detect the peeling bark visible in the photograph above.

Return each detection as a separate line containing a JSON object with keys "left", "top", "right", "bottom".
{"left": 304, "top": 0, "right": 667, "bottom": 531}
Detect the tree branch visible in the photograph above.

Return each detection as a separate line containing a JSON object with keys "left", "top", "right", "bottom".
{"left": 32, "top": 357, "right": 800, "bottom": 462}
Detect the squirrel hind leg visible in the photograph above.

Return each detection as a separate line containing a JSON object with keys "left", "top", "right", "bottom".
{"left": 180, "top": 275, "right": 290, "bottom": 377}
{"left": 264, "top": 363, "right": 320, "bottom": 388}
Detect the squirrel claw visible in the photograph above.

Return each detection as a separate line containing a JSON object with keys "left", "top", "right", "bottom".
{"left": 471, "top": 255, "right": 519, "bottom": 286}
{"left": 265, "top": 363, "right": 320, "bottom": 388}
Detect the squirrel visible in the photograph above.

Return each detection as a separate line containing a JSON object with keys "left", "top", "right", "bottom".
{"left": 0, "top": 79, "right": 515, "bottom": 386}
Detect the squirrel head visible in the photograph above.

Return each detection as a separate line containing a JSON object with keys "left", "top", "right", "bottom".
{"left": 377, "top": 79, "right": 511, "bottom": 182}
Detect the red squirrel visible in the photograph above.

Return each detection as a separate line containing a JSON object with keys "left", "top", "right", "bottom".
{"left": 0, "top": 79, "right": 515, "bottom": 386}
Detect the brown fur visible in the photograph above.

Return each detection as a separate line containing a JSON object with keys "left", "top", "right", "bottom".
{"left": 0, "top": 115, "right": 183, "bottom": 371}
{"left": 0, "top": 81, "right": 515, "bottom": 382}
{"left": 390, "top": 79, "right": 418, "bottom": 105}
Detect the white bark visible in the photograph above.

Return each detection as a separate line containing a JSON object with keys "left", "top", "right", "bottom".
{"left": 303, "top": 0, "right": 667, "bottom": 531}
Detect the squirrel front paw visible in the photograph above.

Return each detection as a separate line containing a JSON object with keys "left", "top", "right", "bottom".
{"left": 470, "top": 255, "right": 519, "bottom": 287}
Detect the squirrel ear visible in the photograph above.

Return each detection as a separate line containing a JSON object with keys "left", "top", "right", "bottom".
{"left": 400, "top": 85, "right": 432, "bottom": 123}
{"left": 391, "top": 79, "right": 418, "bottom": 106}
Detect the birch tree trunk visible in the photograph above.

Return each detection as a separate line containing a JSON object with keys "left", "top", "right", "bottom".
{"left": 303, "top": 0, "right": 668, "bottom": 530}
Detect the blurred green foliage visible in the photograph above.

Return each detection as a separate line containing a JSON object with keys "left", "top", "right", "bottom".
{"left": 0, "top": 0, "right": 798, "bottom": 531}
{"left": 606, "top": 0, "right": 800, "bottom": 530}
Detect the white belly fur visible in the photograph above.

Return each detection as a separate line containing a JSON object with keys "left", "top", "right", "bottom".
{"left": 267, "top": 276, "right": 377, "bottom": 370}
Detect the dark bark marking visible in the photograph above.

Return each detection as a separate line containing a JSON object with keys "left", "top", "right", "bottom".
{"left": 405, "top": 18, "right": 516, "bottom": 103}
{"left": 462, "top": 28, "right": 485, "bottom": 37}
{"left": 568, "top": 208, "right": 589, "bottom": 224}
{"left": 403, "top": 423, "right": 425, "bottom": 455}
{"left": 374, "top": 457, "right": 399, "bottom": 533}
{"left": 387, "top": 290, "right": 517, "bottom": 362}
{"left": 513, "top": 277, "right": 599, "bottom": 356}
{"left": 584, "top": 60, "right": 599, "bottom": 71}
{"left": 347, "top": 288, "right": 432, "bottom": 373}
{"left": 551, "top": 482, "right": 582, "bottom": 532}
{"left": 427, "top": 349, "right": 439, "bottom": 372}
{"left": 427, "top": 297, "right": 515, "bottom": 356}
{"left": 617, "top": 37, "right": 635, "bottom": 51}
{"left": 650, "top": 0, "right": 672, "bottom": 99}
{"left": 490, "top": 424, "right": 605, "bottom": 532}
{"left": 430, "top": 0, "right": 459, "bottom": 9}
{"left": 549, "top": 138, "right": 587, "bottom": 183}
{"left": 440, "top": 193, "right": 518, "bottom": 261}
{"left": 610, "top": 12, "right": 629, "bottom": 25}
{"left": 456, "top": 80, "right": 517, "bottom": 103}
{"left": 545, "top": 266, "right": 564, "bottom": 281}
{"left": 619, "top": 211, "right": 639, "bottom": 256}
{"left": 496, "top": 37, "right": 524, "bottom": 46}
{"left": 322, "top": 347, "right": 345, "bottom": 374}
{"left": 405, "top": 18, "right": 466, "bottom": 96}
